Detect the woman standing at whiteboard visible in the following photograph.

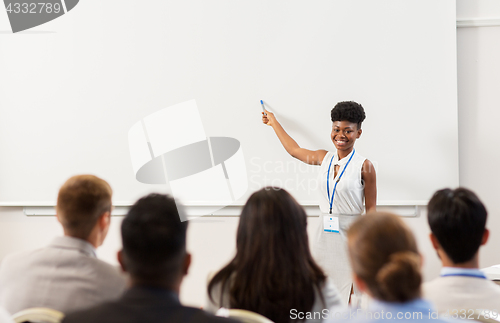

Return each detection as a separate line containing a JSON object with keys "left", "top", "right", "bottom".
{"left": 262, "top": 101, "right": 377, "bottom": 304}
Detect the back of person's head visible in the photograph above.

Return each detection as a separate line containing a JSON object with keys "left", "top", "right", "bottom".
{"left": 56, "top": 175, "right": 112, "bottom": 240}
{"left": 121, "top": 193, "right": 188, "bottom": 287}
{"left": 331, "top": 101, "right": 366, "bottom": 129}
{"left": 347, "top": 212, "right": 421, "bottom": 303}
{"left": 427, "top": 187, "right": 487, "bottom": 264}
{"left": 208, "top": 187, "right": 325, "bottom": 323}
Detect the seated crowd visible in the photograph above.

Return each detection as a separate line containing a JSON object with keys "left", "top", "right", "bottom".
{"left": 0, "top": 175, "right": 498, "bottom": 323}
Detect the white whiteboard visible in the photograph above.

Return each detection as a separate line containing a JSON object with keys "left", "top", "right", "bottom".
{"left": 0, "top": 0, "right": 458, "bottom": 205}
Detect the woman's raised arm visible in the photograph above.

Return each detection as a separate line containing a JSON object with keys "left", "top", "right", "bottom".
{"left": 262, "top": 111, "right": 327, "bottom": 165}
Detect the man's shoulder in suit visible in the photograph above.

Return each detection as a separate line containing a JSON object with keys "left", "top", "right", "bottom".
{"left": 62, "top": 298, "right": 239, "bottom": 323}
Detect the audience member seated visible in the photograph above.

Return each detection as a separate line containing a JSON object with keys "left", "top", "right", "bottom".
{"left": 327, "top": 212, "right": 449, "bottom": 323}
{"left": 206, "top": 187, "right": 342, "bottom": 323}
{"left": 62, "top": 194, "right": 238, "bottom": 323}
{"left": 423, "top": 188, "right": 500, "bottom": 312}
{"left": 0, "top": 175, "right": 126, "bottom": 314}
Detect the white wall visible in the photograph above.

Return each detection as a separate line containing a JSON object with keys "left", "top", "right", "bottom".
{"left": 0, "top": 0, "right": 499, "bottom": 308}
{"left": 457, "top": 0, "right": 500, "bottom": 19}
{"left": 456, "top": 1, "right": 500, "bottom": 269}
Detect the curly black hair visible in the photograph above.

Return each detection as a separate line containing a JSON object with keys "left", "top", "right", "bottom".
{"left": 331, "top": 101, "right": 366, "bottom": 129}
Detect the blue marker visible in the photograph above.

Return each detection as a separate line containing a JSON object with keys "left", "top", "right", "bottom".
{"left": 260, "top": 100, "right": 267, "bottom": 116}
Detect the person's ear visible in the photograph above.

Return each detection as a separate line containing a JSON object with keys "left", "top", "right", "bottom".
{"left": 182, "top": 253, "right": 192, "bottom": 276}
{"left": 55, "top": 207, "right": 62, "bottom": 224}
{"left": 481, "top": 228, "right": 490, "bottom": 245}
{"left": 352, "top": 273, "right": 370, "bottom": 296}
{"left": 429, "top": 233, "right": 440, "bottom": 250}
{"left": 117, "top": 249, "right": 127, "bottom": 272}
{"left": 357, "top": 128, "right": 362, "bottom": 138}
{"left": 99, "top": 211, "right": 111, "bottom": 230}
{"left": 55, "top": 210, "right": 69, "bottom": 235}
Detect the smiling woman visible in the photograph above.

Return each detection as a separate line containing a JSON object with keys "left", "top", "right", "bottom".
{"left": 262, "top": 101, "right": 377, "bottom": 304}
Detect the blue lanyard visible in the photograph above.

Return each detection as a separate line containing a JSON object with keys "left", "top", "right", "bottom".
{"left": 441, "top": 273, "right": 487, "bottom": 279}
{"left": 327, "top": 149, "right": 355, "bottom": 214}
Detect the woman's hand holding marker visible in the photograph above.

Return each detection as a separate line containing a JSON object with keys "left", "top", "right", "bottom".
{"left": 262, "top": 110, "right": 276, "bottom": 127}
{"left": 261, "top": 100, "right": 275, "bottom": 127}
{"left": 261, "top": 100, "right": 277, "bottom": 126}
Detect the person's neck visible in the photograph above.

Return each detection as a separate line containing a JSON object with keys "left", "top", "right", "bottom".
{"left": 440, "top": 250, "right": 479, "bottom": 269}
{"left": 63, "top": 232, "right": 98, "bottom": 248}
{"left": 130, "top": 279, "right": 180, "bottom": 295}
{"left": 337, "top": 147, "right": 354, "bottom": 160}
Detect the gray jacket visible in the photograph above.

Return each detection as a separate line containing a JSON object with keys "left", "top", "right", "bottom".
{"left": 0, "top": 236, "right": 127, "bottom": 314}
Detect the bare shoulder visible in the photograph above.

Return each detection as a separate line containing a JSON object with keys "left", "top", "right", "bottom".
{"left": 362, "top": 159, "right": 375, "bottom": 173}
{"left": 361, "top": 159, "right": 376, "bottom": 182}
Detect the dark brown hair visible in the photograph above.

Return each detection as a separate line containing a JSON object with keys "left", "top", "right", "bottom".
{"left": 347, "top": 212, "right": 421, "bottom": 303}
{"left": 56, "top": 175, "right": 112, "bottom": 239}
{"left": 427, "top": 188, "right": 487, "bottom": 264}
{"left": 208, "top": 187, "right": 326, "bottom": 323}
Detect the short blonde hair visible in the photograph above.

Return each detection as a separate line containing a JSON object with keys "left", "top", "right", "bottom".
{"left": 56, "top": 175, "right": 112, "bottom": 239}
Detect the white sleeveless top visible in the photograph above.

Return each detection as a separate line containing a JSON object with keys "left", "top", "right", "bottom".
{"left": 318, "top": 150, "right": 366, "bottom": 215}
